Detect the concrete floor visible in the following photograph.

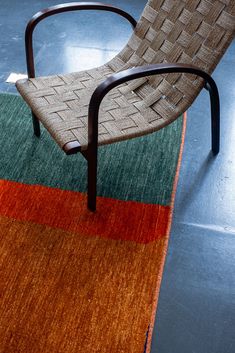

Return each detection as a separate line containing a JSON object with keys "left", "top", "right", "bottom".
{"left": 0, "top": 1, "right": 234, "bottom": 352}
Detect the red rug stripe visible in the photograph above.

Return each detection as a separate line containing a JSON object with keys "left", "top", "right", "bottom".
{"left": 0, "top": 179, "right": 170, "bottom": 244}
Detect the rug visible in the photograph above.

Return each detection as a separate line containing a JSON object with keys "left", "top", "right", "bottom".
{"left": 0, "top": 93, "right": 186, "bottom": 353}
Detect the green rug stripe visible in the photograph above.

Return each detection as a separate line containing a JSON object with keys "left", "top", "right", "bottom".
{"left": 0, "top": 93, "right": 183, "bottom": 205}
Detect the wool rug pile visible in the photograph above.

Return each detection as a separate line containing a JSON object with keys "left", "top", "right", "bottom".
{"left": 0, "top": 93, "right": 185, "bottom": 353}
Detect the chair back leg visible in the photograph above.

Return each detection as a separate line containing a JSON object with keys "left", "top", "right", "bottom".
{"left": 205, "top": 81, "right": 220, "bottom": 155}
{"left": 32, "top": 111, "right": 41, "bottom": 137}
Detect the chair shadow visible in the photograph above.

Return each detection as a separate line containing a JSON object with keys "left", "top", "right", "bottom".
{"left": 177, "top": 150, "right": 219, "bottom": 213}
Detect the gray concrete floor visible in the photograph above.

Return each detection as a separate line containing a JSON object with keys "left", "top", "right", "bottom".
{"left": 0, "top": 1, "right": 234, "bottom": 352}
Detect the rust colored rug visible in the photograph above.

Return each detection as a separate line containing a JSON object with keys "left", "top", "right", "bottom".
{"left": 0, "top": 94, "right": 186, "bottom": 353}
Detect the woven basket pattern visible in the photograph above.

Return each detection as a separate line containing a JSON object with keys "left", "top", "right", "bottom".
{"left": 16, "top": 0, "right": 235, "bottom": 151}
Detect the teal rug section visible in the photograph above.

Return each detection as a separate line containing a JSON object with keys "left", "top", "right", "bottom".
{"left": 0, "top": 93, "right": 183, "bottom": 205}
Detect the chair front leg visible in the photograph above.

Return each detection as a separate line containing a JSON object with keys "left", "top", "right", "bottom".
{"left": 87, "top": 148, "right": 98, "bottom": 212}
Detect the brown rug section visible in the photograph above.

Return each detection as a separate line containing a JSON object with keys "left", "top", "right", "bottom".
{"left": 0, "top": 215, "right": 167, "bottom": 353}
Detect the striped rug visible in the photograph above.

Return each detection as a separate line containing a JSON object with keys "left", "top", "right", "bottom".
{"left": 0, "top": 93, "right": 186, "bottom": 353}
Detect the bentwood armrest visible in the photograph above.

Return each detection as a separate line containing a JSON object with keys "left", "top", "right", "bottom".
{"left": 85, "top": 63, "right": 220, "bottom": 155}
{"left": 25, "top": 2, "right": 137, "bottom": 77}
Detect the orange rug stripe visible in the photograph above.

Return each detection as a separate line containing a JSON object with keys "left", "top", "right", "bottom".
{"left": 0, "top": 179, "right": 170, "bottom": 244}
{"left": 0, "top": 214, "right": 166, "bottom": 353}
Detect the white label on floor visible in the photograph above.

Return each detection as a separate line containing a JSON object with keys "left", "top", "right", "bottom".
{"left": 6, "top": 73, "right": 28, "bottom": 83}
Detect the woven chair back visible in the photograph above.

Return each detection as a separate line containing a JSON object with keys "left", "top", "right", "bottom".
{"left": 109, "top": 0, "right": 234, "bottom": 103}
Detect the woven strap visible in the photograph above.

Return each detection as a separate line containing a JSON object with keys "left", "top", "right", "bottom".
{"left": 17, "top": 64, "right": 200, "bottom": 150}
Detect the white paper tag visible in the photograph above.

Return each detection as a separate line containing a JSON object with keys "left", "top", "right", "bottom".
{"left": 6, "top": 73, "right": 28, "bottom": 83}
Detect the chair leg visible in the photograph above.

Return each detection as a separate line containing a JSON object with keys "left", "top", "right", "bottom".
{"left": 210, "top": 92, "right": 220, "bottom": 155}
{"left": 87, "top": 151, "right": 97, "bottom": 212}
{"left": 205, "top": 81, "right": 220, "bottom": 155}
{"left": 32, "top": 111, "right": 41, "bottom": 137}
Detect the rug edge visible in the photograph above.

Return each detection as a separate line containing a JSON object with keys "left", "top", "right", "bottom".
{"left": 146, "top": 111, "right": 187, "bottom": 352}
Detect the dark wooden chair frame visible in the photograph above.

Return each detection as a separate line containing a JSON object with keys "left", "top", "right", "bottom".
{"left": 25, "top": 2, "right": 220, "bottom": 211}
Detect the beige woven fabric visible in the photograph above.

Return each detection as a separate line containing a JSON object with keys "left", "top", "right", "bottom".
{"left": 16, "top": 0, "right": 235, "bottom": 151}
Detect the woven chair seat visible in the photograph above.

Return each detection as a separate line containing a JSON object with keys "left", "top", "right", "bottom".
{"left": 16, "top": 62, "right": 203, "bottom": 151}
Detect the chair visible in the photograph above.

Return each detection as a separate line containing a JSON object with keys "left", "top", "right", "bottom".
{"left": 16, "top": 0, "right": 235, "bottom": 211}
